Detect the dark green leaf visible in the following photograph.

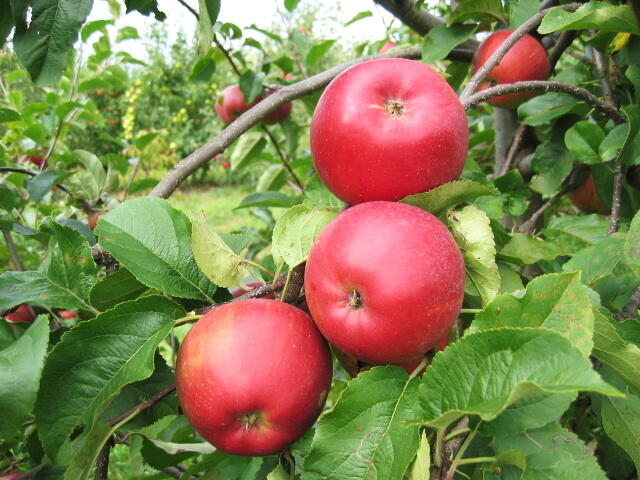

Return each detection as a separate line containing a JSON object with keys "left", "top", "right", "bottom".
{"left": 0, "top": 108, "right": 22, "bottom": 122}
{"left": 518, "top": 93, "right": 578, "bottom": 126}
{"left": 450, "top": 0, "right": 506, "bottom": 24}
{"left": 563, "top": 234, "right": 627, "bottom": 286}
{"left": 26, "top": 169, "right": 64, "bottom": 203}
{"left": 89, "top": 268, "right": 147, "bottom": 311}
{"left": 230, "top": 132, "right": 267, "bottom": 171}
{"left": 303, "top": 367, "right": 420, "bottom": 480}
{"left": 235, "top": 192, "right": 296, "bottom": 209}
{"left": 190, "top": 57, "right": 216, "bottom": 83}
{"left": 35, "top": 296, "right": 182, "bottom": 463}
{"left": 56, "top": 218, "right": 97, "bottom": 246}
{"left": 421, "top": 24, "right": 477, "bottom": 64}
{"left": 400, "top": 180, "right": 496, "bottom": 217}
{"left": 203, "top": 0, "right": 220, "bottom": 25}
{"left": 624, "top": 210, "right": 640, "bottom": 276}
{"left": 0, "top": 316, "right": 49, "bottom": 439}
{"left": 123, "top": 0, "right": 166, "bottom": 19}
{"left": 303, "top": 174, "right": 343, "bottom": 210}
{"left": 0, "top": 271, "right": 92, "bottom": 311}
{"left": 305, "top": 40, "right": 336, "bottom": 66}
{"left": 239, "top": 70, "right": 265, "bottom": 104}
{"left": 95, "top": 197, "right": 217, "bottom": 302}
{"left": 565, "top": 121, "right": 605, "bottom": 165}
{"left": 13, "top": 0, "right": 94, "bottom": 85}
{"left": 509, "top": 0, "right": 540, "bottom": 28}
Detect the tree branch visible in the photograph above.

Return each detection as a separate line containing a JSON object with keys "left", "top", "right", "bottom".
{"left": 260, "top": 124, "right": 303, "bottom": 190}
{"left": 150, "top": 48, "right": 423, "bottom": 198}
{"left": 499, "top": 123, "right": 527, "bottom": 176}
{"left": 94, "top": 437, "right": 113, "bottom": 480}
{"left": 463, "top": 80, "right": 625, "bottom": 124}
{"left": 0, "top": 167, "right": 73, "bottom": 195}
{"left": 214, "top": 34, "right": 242, "bottom": 77}
{"left": 608, "top": 161, "right": 623, "bottom": 235}
{"left": 493, "top": 108, "right": 517, "bottom": 174}
{"left": 459, "top": 3, "right": 581, "bottom": 102}
{"left": 518, "top": 186, "right": 569, "bottom": 234}
{"left": 3, "top": 230, "right": 24, "bottom": 271}
{"left": 107, "top": 384, "right": 176, "bottom": 427}
{"left": 280, "top": 263, "right": 306, "bottom": 304}
{"left": 547, "top": 31, "right": 577, "bottom": 69}
{"left": 592, "top": 48, "right": 616, "bottom": 108}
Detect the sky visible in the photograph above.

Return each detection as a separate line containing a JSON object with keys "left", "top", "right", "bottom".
{"left": 88, "top": 0, "right": 396, "bottom": 60}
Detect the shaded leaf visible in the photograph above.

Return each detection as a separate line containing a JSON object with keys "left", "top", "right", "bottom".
{"left": 400, "top": 180, "right": 496, "bottom": 217}
{"left": 421, "top": 24, "right": 477, "bottom": 64}
{"left": 539, "top": 2, "right": 640, "bottom": 35}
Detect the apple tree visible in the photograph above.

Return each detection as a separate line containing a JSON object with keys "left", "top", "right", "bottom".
{"left": 1, "top": 0, "right": 640, "bottom": 479}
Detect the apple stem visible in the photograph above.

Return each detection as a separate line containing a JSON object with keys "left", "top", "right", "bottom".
{"left": 384, "top": 100, "right": 405, "bottom": 116}
{"left": 459, "top": 308, "right": 481, "bottom": 314}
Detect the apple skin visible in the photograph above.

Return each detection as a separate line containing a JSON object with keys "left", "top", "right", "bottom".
{"left": 58, "top": 310, "right": 77, "bottom": 319}
{"left": 229, "top": 281, "right": 275, "bottom": 300}
{"left": 569, "top": 173, "right": 610, "bottom": 214}
{"left": 304, "top": 201, "right": 465, "bottom": 364}
{"left": 176, "top": 299, "right": 332, "bottom": 456}
{"left": 215, "top": 85, "right": 292, "bottom": 125}
{"left": 26, "top": 155, "right": 47, "bottom": 169}
{"left": 0, "top": 473, "right": 22, "bottom": 479}
{"left": 378, "top": 40, "right": 395, "bottom": 54}
{"left": 310, "top": 58, "right": 468, "bottom": 205}
{"left": 5, "top": 305, "right": 34, "bottom": 324}
{"left": 88, "top": 211, "right": 105, "bottom": 231}
{"left": 472, "top": 30, "right": 551, "bottom": 109}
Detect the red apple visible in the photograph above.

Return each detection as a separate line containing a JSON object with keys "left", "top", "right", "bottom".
{"left": 471, "top": 30, "right": 551, "bottom": 109}
{"left": 5, "top": 305, "right": 34, "bottom": 324}
{"left": 263, "top": 88, "right": 292, "bottom": 125}
{"left": 58, "top": 310, "right": 77, "bottom": 319}
{"left": 88, "top": 211, "right": 106, "bottom": 231}
{"left": 221, "top": 161, "right": 230, "bottom": 169}
{"left": 310, "top": 58, "right": 468, "bottom": 205}
{"left": 215, "top": 85, "right": 258, "bottom": 124}
{"left": 282, "top": 73, "right": 294, "bottom": 80}
{"left": 229, "top": 281, "right": 275, "bottom": 299}
{"left": 176, "top": 299, "right": 332, "bottom": 456}
{"left": 378, "top": 40, "right": 395, "bottom": 54}
{"left": 304, "top": 201, "right": 465, "bottom": 364}
{"left": 0, "top": 474, "right": 22, "bottom": 479}
{"left": 26, "top": 155, "right": 47, "bottom": 169}
{"left": 568, "top": 173, "right": 610, "bottom": 214}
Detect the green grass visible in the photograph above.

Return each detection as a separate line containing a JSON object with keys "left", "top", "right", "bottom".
{"left": 169, "top": 185, "right": 263, "bottom": 232}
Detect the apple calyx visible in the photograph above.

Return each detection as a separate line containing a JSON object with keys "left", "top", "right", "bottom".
{"left": 240, "top": 411, "right": 264, "bottom": 430}
{"left": 348, "top": 290, "right": 363, "bottom": 309}
{"left": 385, "top": 99, "right": 405, "bottom": 116}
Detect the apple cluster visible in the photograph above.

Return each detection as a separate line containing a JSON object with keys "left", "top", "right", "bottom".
{"left": 176, "top": 58, "right": 470, "bottom": 457}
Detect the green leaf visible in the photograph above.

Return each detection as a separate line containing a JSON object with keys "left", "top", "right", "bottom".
{"left": 35, "top": 296, "right": 182, "bottom": 463}
{"left": 0, "top": 108, "right": 22, "bottom": 122}
{"left": 539, "top": 2, "right": 640, "bottom": 35}
{"left": 303, "top": 366, "right": 420, "bottom": 480}
{"left": 0, "top": 317, "right": 49, "bottom": 439}
{"left": 123, "top": 0, "right": 166, "bottom": 19}
{"left": 256, "top": 164, "right": 286, "bottom": 192}
{"left": 68, "top": 150, "right": 106, "bottom": 203}
{"left": 305, "top": 40, "right": 336, "bottom": 66}
{"left": 592, "top": 310, "right": 640, "bottom": 395}
{"left": 235, "top": 191, "right": 296, "bottom": 209}
{"left": 272, "top": 205, "right": 338, "bottom": 268}
{"left": 447, "top": 206, "right": 499, "bottom": 306}
{"left": 599, "top": 124, "right": 627, "bottom": 161}
{"left": 63, "top": 420, "right": 124, "bottom": 480}
{"left": 95, "top": 197, "right": 217, "bottom": 302}
{"left": 239, "top": 70, "right": 265, "bottom": 104}
{"left": 494, "top": 423, "right": 608, "bottom": 479}
{"left": 80, "top": 19, "right": 112, "bottom": 42}
{"left": 469, "top": 272, "right": 594, "bottom": 356}
{"left": 563, "top": 234, "right": 627, "bottom": 286}
{"left": 89, "top": 268, "right": 147, "bottom": 312}
{"left": 267, "top": 464, "right": 289, "bottom": 480}
{"left": 400, "top": 180, "right": 496, "bottom": 217}
{"left": 190, "top": 57, "right": 216, "bottom": 83}
{"left": 565, "top": 121, "right": 605, "bottom": 165}
{"left": 0, "top": 8, "right": 13, "bottom": 49}
{"left": 0, "top": 271, "right": 93, "bottom": 311}
{"left": 421, "top": 24, "right": 477, "bottom": 64}
{"left": 303, "top": 174, "right": 343, "bottom": 210}
{"left": 509, "top": 0, "right": 540, "bottom": 28}
{"left": 493, "top": 170, "right": 529, "bottom": 216}
{"left": 624, "top": 210, "right": 640, "bottom": 276}
{"left": 230, "top": 132, "right": 266, "bottom": 172}
{"left": 529, "top": 136, "right": 573, "bottom": 196}
{"left": 345, "top": 10, "right": 372, "bottom": 26}
{"left": 191, "top": 213, "right": 251, "bottom": 288}
{"left": 450, "top": 0, "right": 506, "bottom": 23}
{"left": 25, "top": 170, "right": 59, "bottom": 203}
{"left": 418, "top": 328, "right": 621, "bottom": 430}
{"left": 203, "top": 0, "right": 220, "bottom": 25}
{"left": 599, "top": 368, "right": 640, "bottom": 473}
{"left": 501, "top": 234, "right": 571, "bottom": 265}
{"left": 13, "top": 0, "right": 94, "bottom": 85}
{"left": 407, "top": 431, "right": 430, "bottom": 480}
{"left": 134, "top": 132, "right": 159, "bottom": 150}
{"left": 115, "top": 25, "right": 139, "bottom": 41}
{"left": 518, "top": 93, "right": 578, "bottom": 126}
{"left": 284, "top": 0, "right": 301, "bottom": 11}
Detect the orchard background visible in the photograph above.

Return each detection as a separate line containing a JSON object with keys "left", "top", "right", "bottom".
{"left": 1, "top": 0, "right": 640, "bottom": 478}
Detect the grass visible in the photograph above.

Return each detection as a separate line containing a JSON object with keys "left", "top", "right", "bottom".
{"left": 169, "top": 185, "right": 264, "bottom": 232}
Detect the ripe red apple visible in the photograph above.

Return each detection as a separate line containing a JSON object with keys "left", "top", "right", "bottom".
{"left": 310, "top": 58, "right": 468, "bottom": 204}
{"left": 221, "top": 161, "right": 230, "bottom": 169}
{"left": 229, "top": 281, "right": 275, "bottom": 299}
{"left": 4, "top": 305, "right": 34, "bottom": 324}
{"left": 0, "top": 473, "right": 22, "bottom": 479}
{"left": 215, "top": 85, "right": 291, "bottom": 125}
{"left": 176, "top": 299, "right": 332, "bottom": 456}
{"left": 58, "top": 310, "right": 77, "bottom": 319}
{"left": 568, "top": 173, "right": 610, "bottom": 214}
{"left": 263, "top": 88, "right": 292, "bottom": 125}
{"left": 26, "top": 155, "right": 47, "bottom": 169}
{"left": 378, "top": 40, "right": 395, "bottom": 54}
{"left": 471, "top": 30, "right": 551, "bottom": 109}
{"left": 304, "top": 201, "right": 465, "bottom": 364}
{"left": 88, "top": 211, "right": 106, "bottom": 231}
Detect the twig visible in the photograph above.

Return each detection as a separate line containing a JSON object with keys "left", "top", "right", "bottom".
{"left": 214, "top": 35, "right": 242, "bottom": 77}
{"left": 608, "top": 161, "right": 623, "bottom": 235}
{"left": 499, "top": 123, "right": 527, "bottom": 176}
{"left": 260, "top": 124, "right": 303, "bottom": 190}
{"left": 444, "top": 420, "right": 479, "bottom": 480}
{"left": 3, "top": 230, "right": 23, "bottom": 271}
{"left": 150, "top": 48, "right": 423, "bottom": 198}
{"left": 463, "top": 80, "right": 625, "bottom": 124}
{"left": 14, "top": 465, "right": 44, "bottom": 480}
{"left": 459, "top": 3, "right": 581, "bottom": 102}
{"left": 121, "top": 158, "right": 140, "bottom": 202}
{"left": 280, "top": 264, "right": 306, "bottom": 304}
{"left": 547, "top": 31, "right": 577, "bottom": 69}
{"left": 162, "top": 466, "right": 182, "bottom": 479}
{"left": 622, "top": 287, "right": 640, "bottom": 318}
{"left": 94, "top": 437, "right": 113, "bottom": 480}
{"left": 567, "top": 51, "right": 595, "bottom": 65}
{"left": 518, "top": 186, "right": 569, "bottom": 234}
{"left": 91, "top": 244, "right": 119, "bottom": 274}
{"left": 592, "top": 48, "right": 616, "bottom": 108}
{"left": 175, "top": 0, "right": 198, "bottom": 18}
{"left": 107, "top": 383, "right": 176, "bottom": 427}
{"left": 0, "top": 167, "right": 73, "bottom": 195}
{"left": 493, "top": 108, "right": 517, "bottom": 174}
{"left": 435, "top": 417, "right": 469, "bottom": 480}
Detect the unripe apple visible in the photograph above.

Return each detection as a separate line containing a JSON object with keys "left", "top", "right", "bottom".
{"left": 568, "top": 173, "right": 610, "bottom": 214}
{"left": 305, "top": 201, "right": 465, "bottom": 364}
{"left": 4, "top": 305, "right": 34, "bottom": 324}
{"left": 176, "top": 299, "right": 332, "bottom": 456}
{"left": 472, "top": 30, "right": 551, "bottom": 109}
{"left": 378, "top": 40, "right": 395, "bottom": 54}
{"left": 88, "top": 211, "right": 106, "bottom": 231}
{"left": 310, "top": 58, "right": 468, "bottom": 204}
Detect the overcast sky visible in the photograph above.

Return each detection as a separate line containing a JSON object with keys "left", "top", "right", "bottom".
{"left": 88, "top": 0, "right": 395, "bottom": 59}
